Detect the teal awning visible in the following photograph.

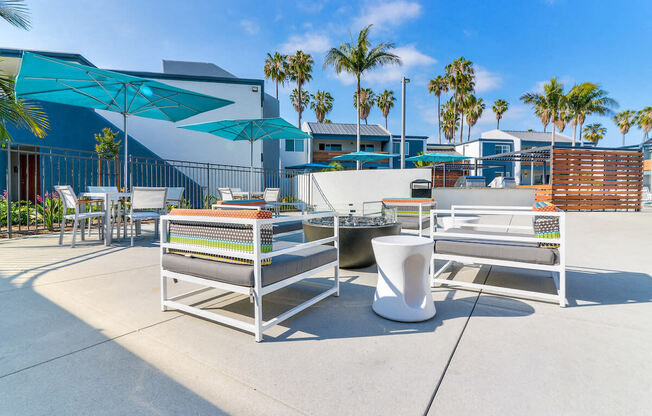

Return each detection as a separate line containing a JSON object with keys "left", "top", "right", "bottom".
{"left": 406, "top": 152, "right": 471, "bottom": 163}
{"left": 330, "top": 151, "right": 398, "bottom": 162}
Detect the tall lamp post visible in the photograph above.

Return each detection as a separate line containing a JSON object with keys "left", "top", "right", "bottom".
{"left": 400, "top": 77, "right": 410, "bottom": 169}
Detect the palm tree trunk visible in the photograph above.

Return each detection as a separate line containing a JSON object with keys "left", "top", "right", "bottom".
{"left": 459, "top": 109, "right": 464, "bottom": 142}
{"left": 497, "top": 117, "right": 500, "bottom": 130}
{"left": 385, "top": 116, "right": 388, "bottom": 129}
{"left": 275, "top": 80, "right": 278, "bottom": 100}
{"left": 356, "top": 76, "right": 361, "bottom": 170}
{"left": 297, "top": 80, "right": 302, "bottom": 128}
{"left": 467, "top": 123, "right": 471, "bottom": 141}
{"left": 622, "top": 133, "right": 625, "bottom": 146}
{"left": 579, "top": 121, "right": 584, "bottom": 146}
{"left": 551, "top": 115, "right": 556, "bottom": 146}
{"left": 437, "top": 95, "right": 441, "bottom": 144}
{"left": 572, "top": 119, "right": 577, "bottom": 147}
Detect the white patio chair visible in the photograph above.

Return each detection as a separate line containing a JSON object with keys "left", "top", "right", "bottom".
{"left": 87, "top": 186, "right": 123, "bottom": 238}
{"left": 126, "top": 187, "right": 168, "bottom": 246}
{"left": 642, "top": 187, "right": 652, "bottom": 206}
{"left": 55, "top": 185, "right": 105, "bottom": 248}
{"left": 231, "top": 187, "right": 248, "bottom": 199}
{"left": 263, "top": 187, "right": 280, "bottom": 203}
{"left": 218, "top": 187, "right": 234, "bottom": 201}
{"left": 166, "top": 187, "right": 185, "bottom": 207}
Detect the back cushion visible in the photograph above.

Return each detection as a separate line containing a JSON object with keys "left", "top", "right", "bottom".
{"left": 532, "top": 202, "right": 561, "bottom": 248}
{"left": 214, "top": 199, "right": 267, "bottom": 207}
{"left": 168, "top": 209, "right": 273, "bottom": 265}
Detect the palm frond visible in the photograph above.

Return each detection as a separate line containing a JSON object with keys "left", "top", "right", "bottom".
{"left": 0, "top": 0, "right": 31, "bottom": 29}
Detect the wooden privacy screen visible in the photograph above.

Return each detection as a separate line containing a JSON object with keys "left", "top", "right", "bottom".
{"left": 550, "top": 148, "right": 643, "bottom": 211}
{"left": 432, "top": 162, "right": 470, "bottom": 187}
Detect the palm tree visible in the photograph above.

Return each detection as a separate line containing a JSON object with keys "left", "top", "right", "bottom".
{"left": 464, "top": 95, "right": 485, "bottom": 141}
{"left": 445, "top": 57, "right": 474, "bottom": 142}
{"left": 583, "top": 123, "right": 606, "bottom": 143}
{"left": 263, "top": 52, "right": 287, "bottom": 100}
{"left": 0, "top": 0, "right": 49, "bottom": 144}
{"left": 427, "top": 75, "right": 449, "bottom": 144}
{"left": 535, "top": 103, "right": 551, "bottom": 132}
{"left": 375, "top": 89, "right": 395, "bottom": 129}
{"left": 0, "top": 0, "right": 30, "bottom": 29}
{"left": 492, "top": 99, "right": 509, "bottom": 129}
{"left": 636, "top": 107, "right": 652, "bottom": 141}
{"left": 613, "top": 110, "right": 636, "bottom": 146}
{"left": 290, "top": 88, "right": 310, "bottom": 115}
{"left": 441, "top": 99, "right": 459, "bottom": 143}
{"left": 555, "top": 107, "right": 570, "bottom": 133}
{"left": 522, "top": 77, "right": 566, "bottom": 146}
{"left": 287, "top": 50, "right": 313, "bottom": 127}
{"left": 353, "top": 88, "right": 375, "bottom": 124}
{"left": 324, "top": 24, "right": 401, "bottom": 169}
{"left": 309, "top": 90, "right": 334, "bottom": 123}
{"left": 566, "top": 82, "right": 618, "bottom": 146}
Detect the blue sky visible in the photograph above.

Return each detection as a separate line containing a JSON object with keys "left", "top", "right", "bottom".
{"left": 1, "top": 0, "right": 650, "bottom": 147}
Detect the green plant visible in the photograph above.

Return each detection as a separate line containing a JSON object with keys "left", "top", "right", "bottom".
{"left": 287, "top": 50, "right": 313, "bottom": 127}
{"left": 375, "top": 89, "right": 395, "bottom": 129}
{"left": 322, "top": 162, "right": 343, "bottom": 172}
{"left": 411, "top": 152, "right": 432, "bottom": 168}
{"left": 309, "top": 90, "right": 334, "bottom": 123}
{"left": 353, "top": 88, "right": 375, "bottom": 124}
{"left": 203, "top": 194, "right": 218, "bottom": 209}
{"left": 94, "top": 128, "right": 121, "bottom": 186}
{"left": 263, "top": 52, "right": 288, "bottom": 100}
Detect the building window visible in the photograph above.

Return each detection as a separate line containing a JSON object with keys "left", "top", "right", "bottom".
{"left": 285, "top": 139, "right": 304, "bottom": 152}
{"left": 393, "top": 142, "right": 409, "bottom": 154}
{"left": 495, "top": 144, "right": 510, "bottom": 154}
{"left": 361, "top": 144, "right": 374, "bottom": 151}
{"left": 318, "top": 143, "right": 342, "bottom": 151}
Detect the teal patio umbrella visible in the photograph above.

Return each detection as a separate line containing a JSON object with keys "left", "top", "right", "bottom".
{"left": 406, "top": 152, "right": 471, "bottom": 164}
{"left": 331, "top": 151, "right": 399, "bottom": 167}
{"left": 286, "top": 162, "right": 332, "bottom": 171}
{"left": 15, "top": 52, "right": 233, "bottom": 189}
{"left": 179, "top": 117, "right": 311, "bottom": 193}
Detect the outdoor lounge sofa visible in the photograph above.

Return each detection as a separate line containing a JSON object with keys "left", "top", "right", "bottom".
{"left": 159, "top": 208, "right": 339, "bottom": 341}
{"left": 430, "top": 205, "right": 566, "bottom": 307}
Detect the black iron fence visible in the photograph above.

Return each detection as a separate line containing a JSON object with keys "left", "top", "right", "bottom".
{"left": 1, "top": 142, "right": 309, "bottom": 237}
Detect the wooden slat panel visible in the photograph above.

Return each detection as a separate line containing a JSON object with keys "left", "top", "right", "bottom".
{"left": 550, "top": 148, "right": 644, "bottom": 211}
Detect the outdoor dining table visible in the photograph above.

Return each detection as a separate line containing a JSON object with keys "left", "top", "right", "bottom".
{"left": 81, "top": 191, "right": 131, "bottom": 246}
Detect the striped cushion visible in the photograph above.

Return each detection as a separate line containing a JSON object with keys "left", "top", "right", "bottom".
{"left": 214, "top": 199, "right": 266, "bottom": 207}
{"left": 168, "top": 209, "right": 273, "bottom": 265}
{"left": 532, "top": 202, "right": 561, "bottom": 248}
{"left": 382, "top": 198, "right": 435, "bottom": 216}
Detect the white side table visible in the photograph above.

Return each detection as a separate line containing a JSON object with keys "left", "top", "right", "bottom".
{"left": 371, "top": 235, "right": 436, "bottom": 322}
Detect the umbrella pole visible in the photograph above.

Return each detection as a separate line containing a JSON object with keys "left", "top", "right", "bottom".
{"left": 123, "top": 113, "right": 128, "bottom": 191}
{"left": 250, "top": 140, "right": 253, "bottom": 197}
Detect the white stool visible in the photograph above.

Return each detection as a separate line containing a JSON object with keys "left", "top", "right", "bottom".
{"left": 371, "top": 235, "right": 436, "bottom": 322}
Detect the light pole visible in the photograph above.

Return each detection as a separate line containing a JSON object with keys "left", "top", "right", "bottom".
{"left": 400, "top": 77, "right": 410, "bottom": 169}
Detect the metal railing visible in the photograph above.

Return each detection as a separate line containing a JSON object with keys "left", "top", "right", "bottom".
{"left": 1, "top": 142, "right": 310, "bottom": 237}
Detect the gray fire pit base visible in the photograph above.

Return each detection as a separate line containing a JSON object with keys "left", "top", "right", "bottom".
{"left": 302, "top": 221, "right": 401, "bottom": 269}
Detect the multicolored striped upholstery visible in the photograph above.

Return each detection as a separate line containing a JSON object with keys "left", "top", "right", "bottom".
{"left": 168, "top": 209, "right": 273, "bottom": 265}
{"left": 382, "top": 198, "right": 435, "bottom": 216}
{"left": 532, "top": 202, "right": 561, "bottom": 249}
{"left": 214, "top": 199, "right": 267, "bottom": 207}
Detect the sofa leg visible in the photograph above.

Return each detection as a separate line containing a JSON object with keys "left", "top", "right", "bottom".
{"left": 334, "top": 265, "right": 340, "bottom": 297}
{"left": 161, "top": 274, "right": 168, "bottom": 311}
{"left": 559, "top": 269, "right": 566, "bottom": 307}
{"left": 254, "top": 291, "right": 263, "bottom": 342}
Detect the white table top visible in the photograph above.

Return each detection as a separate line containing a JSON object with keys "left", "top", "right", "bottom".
{"left": 81, "top": 192, "right": 131, "bottom": 198}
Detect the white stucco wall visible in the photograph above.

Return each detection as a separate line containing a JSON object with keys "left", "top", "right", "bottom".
{"left": 433, "top": 188, "right": 535, "bottom": 210}
{"left": 98, "top": 78, "right": 265, "bottom": 167}
{"left": 301, "top": 168, "right": 432, "bottom": 210}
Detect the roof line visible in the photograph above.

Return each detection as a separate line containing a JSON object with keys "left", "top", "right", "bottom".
{"left": 0, "top": 48, "right": 96, "bottom": 67}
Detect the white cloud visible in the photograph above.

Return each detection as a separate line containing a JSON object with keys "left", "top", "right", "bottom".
{"left": 240, "top": 19, "right": 260, "bottom": 35}
{"left": 280, "top": 33, "right": 331, "bottom": 54}
{"left": 330, "top": 44, "right": 436, "bottom": 86}
{"left": 354, "top": 1, "right": 422, "bottom": 30}
{"left": 474, "top": 66, "right": 503, "bottom": 93}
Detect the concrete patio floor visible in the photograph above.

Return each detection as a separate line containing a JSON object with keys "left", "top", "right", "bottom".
{"left": 1, "top": 210, "right": 651, "bottom": 415}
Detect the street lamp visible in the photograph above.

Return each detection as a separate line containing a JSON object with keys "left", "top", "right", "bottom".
{"left": 401, "top": 77, "right": 410, "bottom": 169}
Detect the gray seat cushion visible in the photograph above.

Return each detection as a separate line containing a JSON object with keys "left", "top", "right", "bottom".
{"left": 162, "top": 241, "right": 337, "bottom": 287}
{"left": 435, "top": 240, "right": 559, "bottom": 265}
{"left": 399, "top": 216, "right": 431, "bottom": 230}
{"left": 272, "top": 220, "right": 303, "bottom": 235}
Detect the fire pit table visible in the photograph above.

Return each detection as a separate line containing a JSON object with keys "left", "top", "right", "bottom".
{"left": 303, "top": 214, "right": 401, "bottom": 269}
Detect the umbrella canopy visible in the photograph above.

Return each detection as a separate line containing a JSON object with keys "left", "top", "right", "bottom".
{"left": 179, "top": 117, "right": 311, "bottom": 192}
{"left": 15, "top": 52, "right": 233, "bottom": 189}
{"left": 406, "top": 152, "right": 471, "bottom": 163}
{"left": 331, "top": 151, "right": 399, "bottom": 162}
{"left": 286, "top": 163, "right": 332, "bottom": 171}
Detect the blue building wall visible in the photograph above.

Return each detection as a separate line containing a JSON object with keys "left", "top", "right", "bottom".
{"left": 480, "top": 140, "right": 513, "bottom": 182}
{"left": 392, "top": 138, "right": 425, "bottom": 168}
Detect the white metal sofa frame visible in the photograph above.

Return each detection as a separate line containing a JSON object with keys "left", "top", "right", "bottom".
{"left": 159, "top": 211, "right": 340, "bottom": 342}
{"left": 362, "top": 200, "right": 434, "bottom": 237}
{"left": 430, "top": 205, "right": 567, "bottom": 307}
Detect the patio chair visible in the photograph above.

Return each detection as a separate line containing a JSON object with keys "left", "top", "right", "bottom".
{"left": 231, "top": 187, "right": 248, "bottom": 199}
{"left": 642, "top": 187, "right": 652, "bottom": 206}
{"left": 218, "top": 187, "right": 234, "bottom": 201}
{"left": 166, "top": 187, "right": 185, "bottom": 207}
{"left": 126, "top": 187, "right": 168, "bottom": 246}
{"left": 263, "top": 187, "right": 280, "bottom": 203}
{"left": 429, "top": 204, "right": 566, "bottom": 307}
{"left": 87, "top": 186, "right": 123, "bottom": 238}
{"left": 55, "top": 185, "right": 105, "bottom": 248}
{"left": 160, "top": 208, "right": 339, "bottom": 342}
